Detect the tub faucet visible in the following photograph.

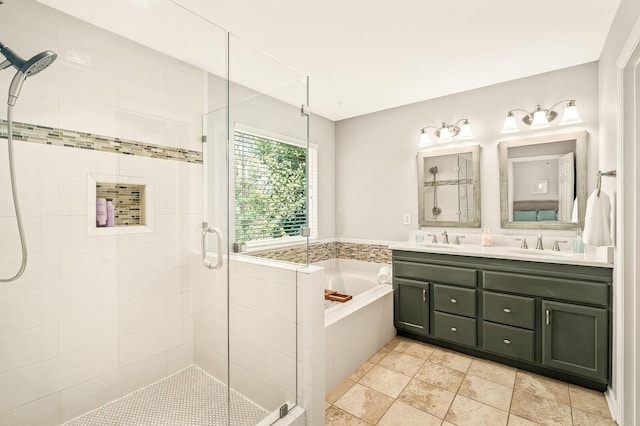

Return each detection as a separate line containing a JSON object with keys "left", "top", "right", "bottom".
{"left": 536, "top": 233, "right": 544, "bottom": 250}
{"left": 442, "top": 230, "right": 449, "bottom": 244}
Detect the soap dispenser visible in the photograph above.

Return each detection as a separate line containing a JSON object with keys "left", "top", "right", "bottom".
{"left": 573, "top": 228, "right": 585, "bottom": 253}
{"left": 416, "top": 228, "right": 424, "bottom": 243}
{"left": 481, "top": 227, "right": 493, "bottom": 247}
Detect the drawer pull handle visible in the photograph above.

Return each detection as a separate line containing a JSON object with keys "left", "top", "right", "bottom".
{"left": 503, "top": 339, "right": 511, "bottom": 345}
{"left": 451, "top": 327, "right": 457, "bottom": 332}
{"left": 423, "top": 289, "right": 427, "bottom": 302}
{"left": 450, "top": 298, "right": 457, "bottom": 304}
{"left": 503, "top": 308, "right": 511, "bottom": 313}
{"left": 546, "top": 309, "right": 551, "bottom": 325}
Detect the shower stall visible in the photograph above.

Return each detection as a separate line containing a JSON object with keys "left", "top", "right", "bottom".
{"left": 0, "top": 0, "right": 312, "bottom": 424}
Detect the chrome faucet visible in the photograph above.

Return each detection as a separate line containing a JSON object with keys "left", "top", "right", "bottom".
{"left": 427, "top": 234, "right": 438, "bottom": 244}
{"left": 535, "top": 233, "right": 544, "bottom": 250}
{"left": 442, "top": 229, "right": 449, "bottom": 244}
{"left": 516, "top": 238, "right": 528, "bottom": 249}
{"left": 552, "top": 240, "right": 568, "bottom": 251}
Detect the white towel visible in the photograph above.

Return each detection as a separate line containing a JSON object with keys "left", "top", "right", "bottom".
{"left": 377, "top": 265, "right": 392, "bottom": 284}
{"left": 582, "top": 189, "right": 612, "bottom": 246}
{"left": 571, "top": 198, "right": 578, "bottom": 223}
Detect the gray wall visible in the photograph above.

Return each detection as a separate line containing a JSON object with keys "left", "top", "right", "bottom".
{"left": 335, "top": 62, "right": 599, "bottom": 241}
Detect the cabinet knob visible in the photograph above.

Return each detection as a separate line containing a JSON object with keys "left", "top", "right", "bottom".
{"left": 503, "top": 308, "right": 511, "bottom": 313}
{"left": 451, "top": 327, "right": 457, "bottom": 332}
{"left": 450, "top": 298, "right": 457, "bottom": 304}
{"left": 503, "top": 339, "right": 511, "bottom": 345}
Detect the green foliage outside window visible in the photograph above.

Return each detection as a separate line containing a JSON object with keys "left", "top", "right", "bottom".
{"left": 235, "top": 131, "right": 307, "bottom": 243}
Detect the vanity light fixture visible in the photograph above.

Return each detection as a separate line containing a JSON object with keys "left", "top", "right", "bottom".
{"left": 500, "top": 100, "right": 582, "bottom": 134}
{"left": 419, "top": 119, "right": 473, "bottom": 147}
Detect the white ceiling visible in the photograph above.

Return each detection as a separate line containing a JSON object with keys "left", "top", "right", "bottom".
{"left": 37, "top": 0, "right": 620, "bottom": 121}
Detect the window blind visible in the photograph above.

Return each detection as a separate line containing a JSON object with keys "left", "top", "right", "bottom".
{"left": 234, "top": 130, "right": 317, "bottom": 243}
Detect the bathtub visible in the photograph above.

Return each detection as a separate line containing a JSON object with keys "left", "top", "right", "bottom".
{"left": 316, "top": 260, "right": 395, "bottom": 392}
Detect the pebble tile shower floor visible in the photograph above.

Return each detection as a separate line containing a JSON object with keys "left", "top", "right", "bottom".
{"left": 63, "top": 366, "right": 268, "bottom": 426}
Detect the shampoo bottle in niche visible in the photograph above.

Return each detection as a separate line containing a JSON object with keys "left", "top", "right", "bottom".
{"left": 106, "top": 199, "right": 115, "bottom": 227}
{"left": 96, "top": 198, "right": 107, "bottom": 227}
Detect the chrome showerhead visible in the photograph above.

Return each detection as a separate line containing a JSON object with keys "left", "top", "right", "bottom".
{"left": 0, "top": 41, "right": 57, "bottom": 106}
{"left": 0, "top": 42, "right": 57, "bottom": 74}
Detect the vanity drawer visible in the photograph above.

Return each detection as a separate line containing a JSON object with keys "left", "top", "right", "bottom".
{"left": 483, "top": 292, "right": 534, "bottom": 329}
{"left": 483, "top": 321, "right": 535, "bottom": 362}
{"left": 433, "top": 284, "right": 476, "bottom": 318}
{"left": 482, "top": 271, "right": 608, "bottom": 307}
{"left": 433, "top": 311, "right": 476, "bottom": 347}
{"left": 394, "top": 261, "right": 477, "bottom": 287}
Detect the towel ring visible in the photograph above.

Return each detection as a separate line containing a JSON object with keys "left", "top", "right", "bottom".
{"left": 597, "top": 170, "right": 617, "bottom": 197}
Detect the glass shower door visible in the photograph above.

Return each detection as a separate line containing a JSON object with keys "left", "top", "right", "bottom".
{"left": 201, "top": 31, "right": 310, "bottom": 425}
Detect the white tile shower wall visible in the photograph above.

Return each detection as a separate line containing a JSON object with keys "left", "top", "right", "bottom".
{"left": 192, "top": 256, "right": 304, "bottom": 415}
{"left": 0, "top": 2, "right": 205, "bottom": 422}
{"left": 0, "top": 142, "right": 202, "bottom": 422}
{"left": 0, "top": 0, "right": 206, "bottom": 152}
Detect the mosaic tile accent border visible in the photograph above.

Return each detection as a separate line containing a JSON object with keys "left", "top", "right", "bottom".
{"left": 0, "top": 119, "right": 202, "bottom": 164}
{"left": 250, "top": 241, "right": 392, "bottom": 264}
{"left": 96, "top": 183, "right": 144, "bottom": 227}
{"left": 336, "top": 242, "right": 392, "bottom": 264}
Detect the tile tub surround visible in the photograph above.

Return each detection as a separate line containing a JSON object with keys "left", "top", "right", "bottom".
{"left": 0, "top": 119, "right": 203, "bottom": 164}
{"left": 250, "top": 241, "right": 392, "bottom": 264}
{"left": 325, "top": 336, "right": 616, "bottom": 426}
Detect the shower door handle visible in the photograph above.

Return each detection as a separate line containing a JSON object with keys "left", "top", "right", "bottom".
{"left": 202, "top": 223, "right": 223, "bottom": 270}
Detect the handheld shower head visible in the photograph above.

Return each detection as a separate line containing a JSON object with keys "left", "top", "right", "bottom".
{"left": 0, "top": 42, "right": 57, "bottom": 106}
{"left": 0, "top": 42, "right": 57, "bottom": 75}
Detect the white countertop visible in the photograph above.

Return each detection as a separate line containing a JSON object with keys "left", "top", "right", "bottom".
{"left": 389, "top": 241, "right": 613, "bottom": 268}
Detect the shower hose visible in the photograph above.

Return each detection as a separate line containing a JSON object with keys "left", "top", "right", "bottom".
{"left": 1, "top": 105, "right": 28, "bottom": 282}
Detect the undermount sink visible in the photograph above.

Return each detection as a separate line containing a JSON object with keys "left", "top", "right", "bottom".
{"left": 508, "top": 248, "right": 573, "bottom": 258}
{"left": 419, "top": 243, "right": 462, "bottom": 250}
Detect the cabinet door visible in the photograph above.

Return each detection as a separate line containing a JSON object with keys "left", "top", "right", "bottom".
{"left": 394, "top": 279, "right": 429, "bottom": 336}
{"left": 541, "top": 301, "right": 608, "bottom": 381}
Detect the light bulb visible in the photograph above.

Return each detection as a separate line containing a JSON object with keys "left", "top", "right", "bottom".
{"left": 419, "top": 131, "right": 431, "bottom": 147}
{"left": 457, "top": 121, "right": 473, "bottom": 139}
{"left": 500, "top": 113, "right": 519, "bottom": 133}
{"left": 559, "top": 103, "right": 582, "bottom": 125}
{"left": 438, "top": 125, "right": 453, "bottom": 142}
{"left": 530, "top": 110, "right": 550, "bottom": 129}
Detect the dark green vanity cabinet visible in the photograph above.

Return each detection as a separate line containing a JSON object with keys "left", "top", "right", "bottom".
{"left": 541, "top": 301, "right": 608, "bottom": 380}
{"left": 394, "top": 278, "right": 430, "bottom": 336}
{"left": 392, "top": 250, "right": 613, "bottom": 390}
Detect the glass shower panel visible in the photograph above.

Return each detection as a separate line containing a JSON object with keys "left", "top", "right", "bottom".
{"left": 225, "top": 32, "right": 309, "bottom": 423}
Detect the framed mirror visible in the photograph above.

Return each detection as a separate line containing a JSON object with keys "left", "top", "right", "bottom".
{"left": 417, "top": 145, "right": 481, "bottom": 227}
{"left": 499, "top": 131, "right": 587, "bottom": 229}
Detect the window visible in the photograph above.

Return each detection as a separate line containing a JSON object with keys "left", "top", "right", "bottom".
{"left": 234, "top": 129, "right": 317, "bottom": 245}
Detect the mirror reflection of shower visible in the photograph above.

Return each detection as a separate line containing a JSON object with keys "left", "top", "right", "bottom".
{"left": 0, "top": 41, "right": 57, "bottom": 282}
{"left": 429, "top": 166, "right": 442, "bottom": 218}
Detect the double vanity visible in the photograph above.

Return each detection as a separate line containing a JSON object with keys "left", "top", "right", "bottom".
{"left": 389, "top": 242, "right": 612, "bottom": 390}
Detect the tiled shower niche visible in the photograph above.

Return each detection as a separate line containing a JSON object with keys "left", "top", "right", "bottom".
{"left": 88, "top": 174, "right": 154, "bottom": 235}
{"left": 96, "top": 183, "right": 145, "bottom": 227}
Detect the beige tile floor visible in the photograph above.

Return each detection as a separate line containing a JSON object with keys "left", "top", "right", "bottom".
{"left": 325, "top": 336, "right": 616, "bottom": 426}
